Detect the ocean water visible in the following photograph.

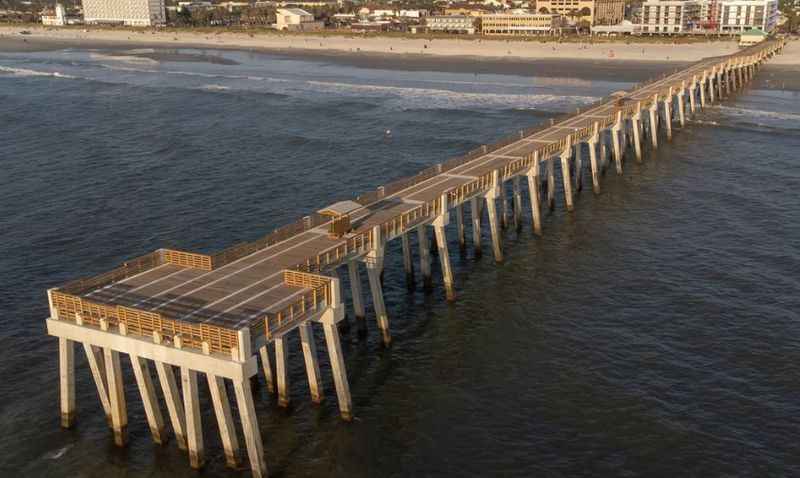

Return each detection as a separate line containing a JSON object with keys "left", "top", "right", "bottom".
{"left": 1, "top": 46, "right": 799, "bottom": 476}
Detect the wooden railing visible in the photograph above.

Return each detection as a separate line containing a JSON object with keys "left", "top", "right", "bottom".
{"left": 261, "top": 271, "right": 333, "bottom": 339}
{"left": 50, "top": 290, "right": 239, "bottom": 354}
{"left": 163, "top": 249, "right": 213, "bottom": 271}
{"left": 59, "top": 250, "right": 163, "bottom": 295}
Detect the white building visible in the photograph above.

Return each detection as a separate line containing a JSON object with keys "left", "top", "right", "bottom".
{"left": 42, "top": 3, "right": 66, "bottom": 25}
{"left": 424, "top": 15, "right": 476, "bottom": 34}
{"left": 717, "top": 0, "right": 778, "bottom": 33}
{"left": 637, "top": 0, "right": 701, "bottom": 34}
{"left": 82, "top": 0, "right": 165, "bottom": 26}
{"left": 275, "top": 8, "right": 323, "bottom": 31}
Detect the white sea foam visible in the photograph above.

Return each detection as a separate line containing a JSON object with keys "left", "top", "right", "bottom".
{"left": 303, "top": 80, "right": 598, "bottom": 110}
{"left": 45, "top": 444, "right": 72, "bottom": 460}
{"left": 716, "top": 105, "right": 800, "bottom": 122}
{"left": 0, "top": 65, "right": 76, "bottom": 79}
{"left": 89, "top": 53, "right": 159, "bottom": 65}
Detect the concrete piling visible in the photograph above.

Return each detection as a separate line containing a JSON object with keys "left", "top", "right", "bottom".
{"left": 274, "top": 336, "right": 290, "bottom": 407}
{"left": 546, "top": 157, "right": 556, "bottom": 210}
{"left": 347, "top": 260, "right": 366, "bottom": 331}
{"left": 59, "top": 337, "right": 75, "bottom": 429}
{"left": 299, "top": 322, "right": 323, "bottom": 404}
{"left": 417, "top": 225, "right": 432, "bottom": 290}
{"left": 512, "top": 176, "right": 522, "bottom": 231}
{"left": 455, "top": 203, "right": 466, "bottom": 252}
{"left": 588, "top": 123, "right": 601, "bottom": 193}
{"left": 207, "top": 374, "right": 240, "bottom": 467}
{"left": 181, "top": 366, "right": 203, "bottom": 468}
{"left": 526, "top": 152, "right": 543, "bottom": 235}
{"left": 131, "top": 354, "right": 166, "bottom": 445}
{"left": 401, "top": 232, "right": 414, "bottom": 290}
{"left": 470, "top": 196, "right": 482, "bottom": 257}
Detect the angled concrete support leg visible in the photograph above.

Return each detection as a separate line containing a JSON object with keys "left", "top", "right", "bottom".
{"left": 181, "top": 367, "right": 203, "bottom": 468}
{"left": 104, "top": 345, "right": 127, "bottom": 447}
{"left": 700, "top": 76, "right": 707, "bottom": 108}
{"left": 485, "top": 198, "right": 503, "bottom": 262}
{"left": 258, "top": 344, "right": 275, "bottom": 394}
{"left": 366, "top": 234, "right": 390, "bottom": 346}
{"left": 83, "top": 342, "right": 111, "bottom": 425}
{"left": 632, "top": 106, "right": 643, "bottom": 162}
{"left": 274, "top": 337, "right": 290, "bottom": 407}
{"left": 500, "top": 182, "right": 510, "bottom": 229}
{"left": 130, "top": 355, "right": 166, "bottom": 445}
{"left": 611, "top": 112, "right": 624, "bottom": 174}
{"left": 470, "top": 196, "right": 482, "bottom": 257}
{"left": 154, "top": 360, "right": 187, "bottom": 450}
{"left": 546, "top": 157, "right": 556, "bottom": 211}
{"left": 512, "top": 176, "right": 522, "bottom": 231}
{"left": 321, "top": 314, "right": 352, "bottom": 421}
{"left": 417, "top": 226, "right": 432, "bottom": 291}
{"left": 485, "top": 169, "right": 504, "bottom": 262}
{"left": 59, "top": 337, "right": 76, "bottom": 429}
{"left": 573, "top": 142, "right": 583, "bottom": 192}
{"left": 299, "top": 322, "right": 323, "bottom": 404}
{"left": 233, "top": 378, "right": 267, "bottom": 478}
{"left": 689, "top": 80, "right": 697, "bottom": 114}
{"left": 526, "top": 152, "right": 543, "bottom": 235}
{"left": 649, "top": 102, "right": 659, "bottom": 150}
{"left": 433, "top": 197, "right": 455, "bottom": 301}
{"left": 560, "top": 140, "right": 574, "bottom": 211}
{"left": 663, "top": 90, "right": 673, "bottom": 141}
{"left": 347, "top": 260, "right": 366, "bottom": 334}
{"left": 401, "top": 232, "right": 414, "bottom": 290}
{"left": 207, "top": 374, "right": 241, "bottom": 468}
{"left": 433, "top": 225, "right": 455, "bottom": 301}
{"left": 588, "top": 134, "right": 600, "bottom": 194}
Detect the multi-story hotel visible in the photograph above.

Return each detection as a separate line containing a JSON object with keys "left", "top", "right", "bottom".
{"left": 481, "top": 13, "right": 563, "bottom": 35}
{"left": 716, "top": 0, "right": 779, "bottom": 33}
{"left": 637, "top": 0, "right": 702, "bottom": 34}
{"left": 425, "top": 15, "right": 477, "bottom": 34}
{"left": 82, "top": 0, "right": 166, "bottom": 26}
{"left": 535, "top": 0, "right": 625, "bottom": 25}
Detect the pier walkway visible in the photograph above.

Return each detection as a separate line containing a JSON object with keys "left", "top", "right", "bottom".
{"left": 45, "top": 39, "right": 785, "bottom": 477}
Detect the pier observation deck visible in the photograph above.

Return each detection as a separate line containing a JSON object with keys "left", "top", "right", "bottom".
{"left": 45, "top": 39, "right": 785, "bottom": 478}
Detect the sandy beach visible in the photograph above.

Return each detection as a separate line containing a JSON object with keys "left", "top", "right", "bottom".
{"left": 0, "top": 25, "right": 746, "bottom": 62}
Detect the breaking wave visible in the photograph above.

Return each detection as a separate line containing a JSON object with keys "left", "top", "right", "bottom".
{"left": 0, "top": 66, "right": 76, "bottom": 79}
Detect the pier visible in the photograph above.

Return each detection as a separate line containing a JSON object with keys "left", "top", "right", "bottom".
{"left": 45, "top": 39, "right": 785, "bottom": 477}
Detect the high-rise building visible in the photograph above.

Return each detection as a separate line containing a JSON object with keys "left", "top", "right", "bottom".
{"left": 82, "top": 0, "right": 166, "bottom": 26}
{"left": 716, "top": 0, "right": 779, "bottom": 33}
{"left": 637, "top": 0, "right": 702, "bottom": 34}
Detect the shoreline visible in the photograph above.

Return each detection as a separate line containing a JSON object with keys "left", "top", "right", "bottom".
{"left": 1, "top": 25, "right": 743, "bottom": 62}
{"left": 1, "top": 27, "right": 797, "bottom": 87}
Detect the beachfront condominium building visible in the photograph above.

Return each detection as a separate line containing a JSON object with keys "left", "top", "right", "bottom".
{"left": 716, "top": 0, "right": 779, "bottom": 33}
{"left": 275, "top": 8, "right": 324, "bottom": 31}
{"left": 481, "top": 13, "right": 563, "bottom": 35}
{"left": 425, "top": 15, "right": 477, "bottom": 34}
{"left": 637, "top": 0, "right": 702, "bottom": 34}
{"left": 82, "top": 0, "right": 165, "bottom": 26}
{"left": 535, "top": 0, "right": 625, "bottom": 25}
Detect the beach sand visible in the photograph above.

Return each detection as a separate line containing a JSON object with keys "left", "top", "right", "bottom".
{"left": 0, "top": 25, "right": 743, "bottom": 62}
